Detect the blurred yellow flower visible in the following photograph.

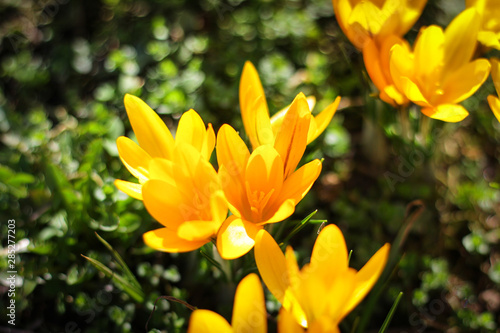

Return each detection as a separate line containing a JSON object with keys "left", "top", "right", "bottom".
{"left": 141, "top": 143, "right": 228, "bottom": 253}
{"left": 363, "top": 35, "right": 410, "bottom": 107}
{"left": 390, "top": 8, "right": 491, "bottom": 122}
{"left": 255, "top": 224, "right": 390, "bottom": 329}
{"left": 466, "top": 0, "right": 500, "bottom": 50}
{"left": 240, "top": 61, "right": 340, "bottom": 151}
{"left": 115, "top": 94, "right": 215, "bottom": 200}
{"left": 187, "top": 273, "right": 267, "bottom": 333}
{"left": 216, "top": 94, "right": 322, "bottom": 259}
{"left": 487, "top": 58, "right": 500, "bottom": 122}
{"left": 332, "top": 0, "right": 427, "bottom": 50}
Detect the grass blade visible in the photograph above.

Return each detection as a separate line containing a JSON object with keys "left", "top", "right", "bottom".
{"left": 379, "top": 292, "right": 403, "bottom": 333}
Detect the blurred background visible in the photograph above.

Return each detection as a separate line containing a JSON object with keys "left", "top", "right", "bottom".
{"left": 0, "top": 0, "right": 499, "bottom": 331}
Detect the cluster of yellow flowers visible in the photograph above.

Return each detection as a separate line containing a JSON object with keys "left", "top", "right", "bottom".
{"left": 336, "top": 0, "right": 500, "bottom": 122}
{"left": 114, "top": 0, "right": 500, "bottom": 331}
{"left": 115, "top": 61, "right": 389, "bottom": 331}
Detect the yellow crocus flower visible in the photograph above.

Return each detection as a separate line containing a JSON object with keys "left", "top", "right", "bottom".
{"left": 466, "top": 0, "right": 500, "bottom": 50}
{"left": 239, "top": 61, "right": 340, "bottom": 151}
{"left": 187, "top": 273, "right": 267, "bottom": 333}
{"left": 332, "top": 0, "right": 427, "bottom": 50}
{"left": 216, "top": 94, "right": 322, "bottom": 259}
{"left": 487, "top": 58, "right": 500, "bottom": 122}
{"left": 114, "top": 94, "right": 215, "bottom": 200}
{"left": 363, "top": 35, "right": 410, "bottom": 107}
{"left": 255, "top": 224, "right": 390, "bottom": 330}
{"left": 390, "top": 8, "right": 491, "bottom": 122}
{"left": 141, "top": 143, "right": 228, "bottom": 253}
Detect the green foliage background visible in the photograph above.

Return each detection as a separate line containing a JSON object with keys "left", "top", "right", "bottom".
{"left": 0, "top": 0, "right": 499, "bottom": 332}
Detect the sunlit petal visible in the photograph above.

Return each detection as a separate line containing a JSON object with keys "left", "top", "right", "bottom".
{"left": 443, "top": 8, "right": 480, "bottom": 73}
{"left": 310, "top": 224, "right": 349, "bottom": 281}
{"left": 254, "top": 229, "right": 289, "bottom": 303}
{"left": 216, "top": 124, "right": 250, "bottom": 181}
{"left": 440, "top": 59, "right": 491, "bottom": 104}
{"left": 421, "top": 104, "right": 469, "bottom": 123}
{"left": 123, "top": 94, "right": 174, "bottom": 159}
{"left": 116, "top": 136, "right": 151, "bottom": 183}
{"left": 274, "top": 93, "right": 311, "bottom": 179}
{"left": 217, "top": 216, "right": 262, "bottom": 260}
{"left": 487, "top": 95, "right": 500, "bottom": 123}
{"left": 143, "top": 228, "right": 209, "bottom": 253}
{"left": 114, "top": 179, "right": 143, "bottom": 200}
{"left": 341, "top": 243, "right": 390, "bottom": 318}
{"left": 232, "top": 273, "right": 267, "bottom": 333}
{"left": 308, "top": 96, "right": 341, "bottom": 143}
{"left": 187, "top": 309, "right": 233, "bottom": 333}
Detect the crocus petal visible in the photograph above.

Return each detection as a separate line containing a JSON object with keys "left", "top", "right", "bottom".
{"left": 490, "top": 58, "right": 500, "bottom": 96}
{"left": 217, "top": 216, "right": 261, "bottom": 260}
{"left": 279, "top": 159, "right": 322, "bottom": 205}
{"left": 278, "top": 308, "right": 306, "bottom": 333}
{"left": 254, "top": 229, "right": 289, "bottom": 303}
{"left": 439, "top": 59, "right": 491, "bottom": 104}
{"left": 143, "top": 228, "right": 209, "bottom": 253}
{"left": 308, "top": 317, "right": 341, "bottom": 333}
{"left": 216, "top": 124, "right": 250, "bottom": 180}
{"left": 210, "top": 190, "right": 229, "bottom": 225}
{"left": 177, "top": 221, "right": 219, "bottom": 241}
{"left": 116, "top": 136, "right": 151, "bottom": 183}
{"left": 219, "top": 165, "right": 249, "bottom": 219}
{"left": 413, "top": 25, "right": 444, "bottom": 85}
{"left": 274, "top": 93, "right": 311, "bottom": 179}
{"left": 142, "top": 179, "right": 194, "bottom": 228}
{"left": 202, "top": 123, "right": 216, "bottom": 161}
{"left": 240, "top": 61, "right": 269, "bottom": 150}
{"left": 263, "top": 199, "right": 296, "bottom": 224}
{"left": 421, "top": 104, "right": 469, "bottom": 123}
{"left": 478, "top": 31, "right": 500, "bottom": 49}
{"left": 310, "top": 224, "right": 349, "bottom": 282}
{"left": 364, "top": 38, "right": 390, "bottom": 94}
{"left": 232, "top": 273, "right": 267, "bottom": 333}
{"left": 398, "top": 77, "right": 431, "bottom": 107}
{"left": 187, "top": 309, "right": 233, "bottom": 333}
{"left": 114, "top": 179, "right": 143, "bottom": 200}
{"left": 271, "top": 96, "right": 316, "bottom": 137}
{"left": 255, "top": 96, "right": 275, "bottom": 146}
{"left": 341, "top": 243, "right": 390, "bottom": 319}
{"left": 308, "top": 96, "right": 341, "bottom": 143}
{"left": 123, "top": 94, "right": 174, "bottom": 159}
{"left": 176, "top": 109, "right": 211, "bottom": 157}
{"left": 245, "top": 145, "right": 284, "bottom": 205}
{"left": 148, "top": 158, "right": 175, "bottom": 184}
{"left": 322, "top": 268, "right": 357, "bottom": 322}
{"left": 443, "top": 8, "right": 480, "bottom": 73}
{"left": 487, "top": 95, "right": 500, "bottom": 123}
{"left": 390, "top": 44, "right": 425, "bottom": 104}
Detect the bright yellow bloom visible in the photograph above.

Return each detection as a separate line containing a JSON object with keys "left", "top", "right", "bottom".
{"left": 332, "top": 0, "right": 427, "bottom": 50}
{"left": 390, "top": 8, "right": 491, "bottom": 122}
{"left": 278, "top": 307, "right": 340, "bottom": 333}
{"left": 115, "top": 94, "right": 215, "bottom": 200}
{"left": 216, "top": 94, "right": 322, "bottom": 259}
{"left": 363, "top": 35, "right": 410, "bottom": 107}
{"left": 239, "top": 61, "right": 340, "bottom": 151}
{"left": 487, "top": 58, "right": 500, "bottom": 122}
{"left": 466, "top": 0, "right": 500, "bottom": 50}
{"left": 187, "top": 273, "right": 267, "bottom": 333}
{"left": 255, "top": 224, "right": 390, "bottom": 329}
{"left": 141, "top": 143, "right": 228, "bottom": 253}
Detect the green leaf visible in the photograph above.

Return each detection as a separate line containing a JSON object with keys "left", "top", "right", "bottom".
{"left": 281, "top": 210, "right": 320, "bottom": 245}
{"left": 94, "top": 232, "right": 142, "bottom": 290}
{"left": 81, "top": 254, "right": 144, "bottom": 303}
{"left": 379, "top": 292, "right": 403, "bottom": 333}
